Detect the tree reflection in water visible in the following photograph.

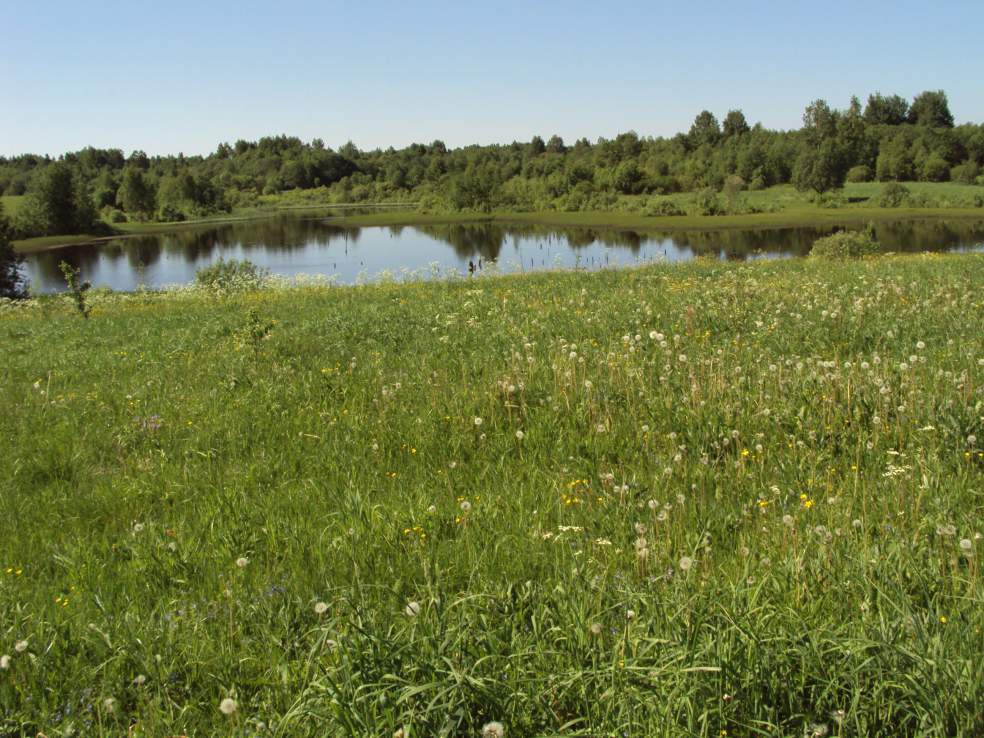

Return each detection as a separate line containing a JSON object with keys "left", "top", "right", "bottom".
{"left": 23, "top": 214, "right": 984, "bottom": 293}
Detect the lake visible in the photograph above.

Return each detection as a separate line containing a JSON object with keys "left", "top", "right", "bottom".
{"left": 21, "top": 213, "right": 984, "bottom": 293}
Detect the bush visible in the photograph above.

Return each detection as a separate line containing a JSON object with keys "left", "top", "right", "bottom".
{"left": 645, "top": 198, "right": 684, "bottom": 217}
{"left": 845, "top": 165, "right": 873, "bottom": 183}
{"left": 877, "top": 182, "right": 910, "bottom": 208}
{"left": 949, "top": 161, "right": 980, "bottom": 185}
{"left": 107, "top": 209, "right": 127, "bottom": 223}
{"left": 195, "top": 258, "right": 268, "bottom": 290}
{"left": 157, "top": 205, "right": 186, "bottom": 222}
{"left": 921, "top": 154, "right": 950, "bottom": 183}
{"left": 813, "top": 192, "right": 846, "bottom": 209}
{"left": 690, "top": 187, "right": 724, "bottom": 216}
{"left": 809, "top": 229, "right": 880, "bottom": 259}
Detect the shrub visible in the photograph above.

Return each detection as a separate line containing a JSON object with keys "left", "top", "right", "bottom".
{"left": 949, "top": 161, "right": 980, "bottom": 185}
{"left": 921, "top": 154, "right": 950, "bottom": 182}
{"left": 157, "top": 205, "right": 186, "bottom": 222}
{"left": 690, "top": 187, "right": 724, "bottom": 216}
{"left": 809, "top": 229, "right": 880, "bottom": 259}
{"left": 645, "top": 198, "right": 684, "bottom": 217}
{"left": 813, "top": 192, "right": 846, "bottom": 209}
{"left": 107, "top": 209, "right": 127, "bottom": 223}
{"left": 845, "top": 165, "right": 873, "bottom": 183}
{"left": 195, "top": 258, "right": 268, "bottom": 290}
{"left": 877, "top": 182, "right": 910, "bottom": 208}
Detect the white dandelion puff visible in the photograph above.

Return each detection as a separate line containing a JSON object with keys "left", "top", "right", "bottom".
{"left": 314, "top": 601, "right": 328, "bottom": 615}
{"left": 481, "top": 721, "right": 505, "bottom": 738}
{"left": 219, "top": 697, "right": 237, "bottom": 715}
{"left": 405, "top": 601, "right": 421, "bottom": 617}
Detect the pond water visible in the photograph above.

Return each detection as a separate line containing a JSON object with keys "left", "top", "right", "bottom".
{"left": 21, "top": 213, "right": 984, "bottom": 293}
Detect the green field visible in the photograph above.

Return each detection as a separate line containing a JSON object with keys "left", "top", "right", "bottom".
{"left": 2, "top": 254, "right": 983, "bottom": 736}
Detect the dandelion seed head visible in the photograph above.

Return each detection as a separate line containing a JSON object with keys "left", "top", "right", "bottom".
{"left": 678, "top": 556, "right": 694, "bottom": 572}
{"left": 405, "top": 601, "right": 421, "bottom": 617}
{"left": 473, "top": 417, "right": 483, "bottom": 427}
{"left": 314, "top": 601, "right": 328, "bottom": 615}
{"left": 0, "top": 655, "right": 10, "bottom": 669}
{"left": 235, "top": 557, "right": 249, "bottom": 568}
{"left": 13, "top": 640, "right": 27, "bottom": 654}
{"left": 481, "top": 721, "right": 505, "bottom": 738}
{"left": 219, "top": 697, "right": 237, "bottom": 715}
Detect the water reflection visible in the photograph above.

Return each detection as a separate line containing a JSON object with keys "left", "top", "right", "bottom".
{"left": 22, "top": 213, "right": 984, "bottom": 293}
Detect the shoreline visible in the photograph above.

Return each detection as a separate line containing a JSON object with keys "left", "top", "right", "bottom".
{"left": 12, "top": 205, "right": 984, "bottom": 253}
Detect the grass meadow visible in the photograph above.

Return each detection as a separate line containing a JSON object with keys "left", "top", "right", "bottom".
{"left": 1, "top": 254, "right": 983, "bottom": 736}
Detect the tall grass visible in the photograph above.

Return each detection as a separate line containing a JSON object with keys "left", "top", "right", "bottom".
{"left": 1, "top": 254, "right": 983, "bottom": 736}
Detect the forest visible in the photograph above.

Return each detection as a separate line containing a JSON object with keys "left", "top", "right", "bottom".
{"left": 2, "top": 90, "right": 983, "bottom": 239}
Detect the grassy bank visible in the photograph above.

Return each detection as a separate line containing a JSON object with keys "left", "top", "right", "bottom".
{"left": 328, "top": 205, "right": 984, "bottom": 232}
{"left": 2, "top": 254, "right": 983, "bottom": 736}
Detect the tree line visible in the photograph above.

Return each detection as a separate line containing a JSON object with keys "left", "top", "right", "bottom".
{"left": 2, "top": 90, "right": 983, "bottom": 239}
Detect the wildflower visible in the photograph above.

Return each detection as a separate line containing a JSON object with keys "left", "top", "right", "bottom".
{"left": 460, "top": 500, "right": 472, "bottom": 513}
{"left": 14, "top": 640, "right": 27, "bottom": 654}
{"left": 473, "top": 417, "right": 483, "bottom": 427}
{"left": 678, "top": 556, "right": 694, "bottom": 572}
{"left": 314, "top": 601, "right": 328, "bottom": 615}
{"left": 235, "top": 557, "right": 249, "bottom": 568}
{"left": 219, "top": 697, "right": 238, "bottom": 715}
{"left": 515, "top": 430, "right": 524, "bottom": 440}
{"left": 482, "top": 721, "right": 505, "bottom": 738}
{"left": 132, "top": 523, "right": 144, "bottom": 534}
{"left": 405, "top": 601, "right": 421, "bottom": 617}
{"left": 0, "top": 655, "right": 10, "bottom": 669}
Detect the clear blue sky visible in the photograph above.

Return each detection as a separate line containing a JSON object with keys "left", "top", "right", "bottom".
{"left": 3, "top": 0, "right": 982, "bottom": 157}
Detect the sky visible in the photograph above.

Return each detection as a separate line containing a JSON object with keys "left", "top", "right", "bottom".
{"left": 3, "top": 0, "right": 983, "bottom": 157}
